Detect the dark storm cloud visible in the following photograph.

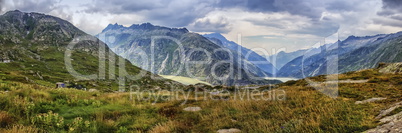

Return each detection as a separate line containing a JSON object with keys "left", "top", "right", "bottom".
{"left": 0, "top": 0, "right": 4, "bottom": 11}
{"left": 215, "top": 0, "right": 282, "bottom": 13}
{"left": 83, "top": 0, "right": 165, "bottom": 14}
{"left": 376, "top": 0, "right": 402, "bottom": 27}
{"left": 325, "top": 1, "right": 355, "bottom": 12}
{"left": 381, "top": 0, "right": 402, "bottom": 11}
{"left": 377, "top": 0, "right": 402, "bottom": 17}
{"left": 273, "top": 0, "right": 324, "bottom": 19}
{"left": 217, "top": 0, "right": 323, "bottom": 19}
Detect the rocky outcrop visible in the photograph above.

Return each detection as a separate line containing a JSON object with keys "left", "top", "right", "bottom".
{"left": 365, "top": 102, "right": 402, "bottom": 133}
{"left": 379, "top": 62, "right": 402, "bottom": 74}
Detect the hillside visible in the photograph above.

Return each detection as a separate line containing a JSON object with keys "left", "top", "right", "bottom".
{"left": 0, "top": 10, "right": 182, "bottom": 91}
{"left": 97, "top": 23, "right": 279, "bottom": 86}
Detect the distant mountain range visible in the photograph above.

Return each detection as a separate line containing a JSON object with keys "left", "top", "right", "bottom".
{"left": 202, "top": 33, "right": 277, "bottom": 75}
{"left": 278, "top": 32, "right": 402, "bottom": 78}
{"left": 2, "top": 10, "right": 401, "bottom": 87}
{"left": 97, "top": 23, "right": 280, "bottom": 85}
{"left": 0, "top": 10, "right": 180, "bottom": 91}
{"left": 268, "top": 50, "right": 307, "bottom": 70}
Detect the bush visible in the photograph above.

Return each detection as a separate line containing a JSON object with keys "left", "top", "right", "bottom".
{"left": 31, "top": 111, "right": 64, "bottom": 131}
{"left": 68, "top": 117, "right": 91, "bottom": 132}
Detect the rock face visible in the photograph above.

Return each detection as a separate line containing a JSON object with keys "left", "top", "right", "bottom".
{"left": 0, "top": 10, "right": 180, "bottom": 90}
{"left": 97, "top": 23, "right": 280, "bottom": 86}
{"left": 379, "top": 63, "right": 402, "bottom": 74}
{"left": 278, "top": 32, "right": 402, "bottom": 78}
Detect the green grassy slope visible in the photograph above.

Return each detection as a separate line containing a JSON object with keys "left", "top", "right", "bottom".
{"left": 0, "top": 10, "right": 183, "bottom": 91}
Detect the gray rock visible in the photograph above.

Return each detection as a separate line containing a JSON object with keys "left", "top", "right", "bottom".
{"left": 355, "top": 97, "right": 387, "bottom": 104}
{"left": 376, "top": 102, "right": 402, "bottom": 119}
{"left": 88, "top": 89, "right": 98, "bottom": 92}
{"left": 183, "top": 107, "right": 201, "bottom": 112}
{"left": 365, "top": 101, "right": 402, "bottom": 133}
{"left": 217, "top": 128, "right": 241, "bottom": 133}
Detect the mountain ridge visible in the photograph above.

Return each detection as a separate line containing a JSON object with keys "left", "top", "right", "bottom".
{"left": 278, "top": 31, "right": 402, "bottom": 78}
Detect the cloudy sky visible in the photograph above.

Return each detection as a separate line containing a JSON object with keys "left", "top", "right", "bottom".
{"left": 1, "top": 0, "right": 402, "bottom": 54}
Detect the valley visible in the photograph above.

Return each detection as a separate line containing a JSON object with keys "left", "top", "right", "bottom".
{"left": 0, "top": 4, "right": 401, "bottom": 132}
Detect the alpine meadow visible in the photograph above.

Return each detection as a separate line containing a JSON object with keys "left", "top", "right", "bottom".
{"left": 0, "top": 0, "right": 402, "bottom": 133}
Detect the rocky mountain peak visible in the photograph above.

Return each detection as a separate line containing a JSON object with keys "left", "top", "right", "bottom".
{"left": 102, "top": 22, "right": 189, "bottom": 33}
{"left": 102, "top": 23, "right": 125, "bottom": 32}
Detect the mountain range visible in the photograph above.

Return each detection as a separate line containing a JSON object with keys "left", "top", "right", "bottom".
{"left": 97, "top": 23, "right": 280, "bottom": 86}
{"left": 278, "top": 32, "right": 402, "bottom": 78}
{"left": 2, "top": 10, "right": 402, "bottom": 87}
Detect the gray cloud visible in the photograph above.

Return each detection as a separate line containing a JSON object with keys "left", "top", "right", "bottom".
{"left": 382, "top": 0, "right": 402, "bottom": 11}
{"left": 376, "top": 0, "right": 402, "bottom": 27}
{"left": 81, "top": 0, "right": 334, "bottom": 28}
{"left": 4, "top": 0, "right": 60, "bottom": 13}
{"left": 82, "top": 0, "right": 214, "bottom": 27}
{"left": 373, "top": 18, "right": 402, "bottom": 27}
{"left": 0, "top": 0, "right": 4, "bottom": 12}
{"left": 217, "top": 0, "right": 323, "bottom": 20}
{"left": 377, "top": 0, "right": 402, "bottom": 17}
{"left": 231, "top": 0, "right": 278, "bottom": 13}
{"left": 1, "top": 0, "right": 72, "bottom": 21}
{"left": 190, "top": 16, "right": 232, "bottom": 33}
{"left": 83, "top": 0, "right": 165, "bottom": 14}
{"left": 325, "top": 1, "right": 356, "bottom": 12}
{"left": 77, "top": 0, "right": 370, "bottom": 35}
{"left": 273, "top": 0, "right": 324, "bottom": 20}
{"left": 293, "top": 21, "right": 340, "bottom": 37}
